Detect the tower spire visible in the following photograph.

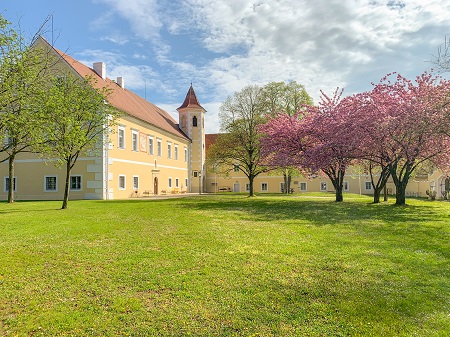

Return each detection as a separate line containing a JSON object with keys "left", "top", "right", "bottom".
{"left": 177, "top": 84, "right": 205, "bottom": 111}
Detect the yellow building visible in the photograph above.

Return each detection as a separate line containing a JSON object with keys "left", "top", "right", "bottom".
{"left": 0, "top": 37, "right": 438, "bottom": 201}
{"left": 0, "top": 37, "right": 201, "bottom": 200}
{"left": 204, "top": 134, "right": 432, "bottom": 198}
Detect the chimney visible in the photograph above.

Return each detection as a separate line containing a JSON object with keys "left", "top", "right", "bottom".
{"left": 93, "top": 62, "right": 106, "bottom": 80}
{"left": 117, "top": 76, "right": 125, "bottom": 89}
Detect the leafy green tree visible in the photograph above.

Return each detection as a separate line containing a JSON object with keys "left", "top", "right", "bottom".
{"left": 258, "top": 81, "right": 313, "bottom": 116}
{"left": 259, "top": 81, "right": 313, "bottom": 193}
{"left": 0, "top": 15, "right": 52, "bottom": 202}
{"left": 207, "top": 85, "right": 267, "bottom": 197}
{"left": 42, "top": 74, "right": 119, "bottom": 209}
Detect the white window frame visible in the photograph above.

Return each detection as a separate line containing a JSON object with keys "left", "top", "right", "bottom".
{"left": 148, "top": 136, "right": 154, "bottom": 155}
{"left": 168, "top": 177, "right": 172, "bottom": 188}
{"left": 4, "top": 176, "right": 17, "bottom": 192}
{"left": 344, "top": 181, "right": 349, "bottom": 192}
{"left": 261, "top": 182, "right": 268, "bottom": 192}
{"left": 167, "top": 142, "right": 172, "bottom": 159}
{"left": 175, "top": 178, "right": 179, "bottom": 188}
{"left": 118, "top": 175, "right": 126, "bottom": 190}
{"left": 70, "top": 175, "right": 82, "bottom": 191}
{"left": 300, "top": 182, "right": 307, "bottom": 192}
{"left": 320, "top": 181, "right": 327, "bottom": 192}
{"left": 185, "top": 178, "right": 188, "bottom": 190}
{"left": 184, "top": 147, "right": 188, "bottom": 162}
{"left": 132, "top": 130, "right": 138, "bottom": 152}
{"left": 157, "top": 138, "right": 162, "bottom": 157}
{"left": 174, "top": 144, "right": 178, "bottom": 160}
{"left": 44, "top": 175, "right": 58, "bottom": 192}
{"left": 245, "top": 183, "right": 250, "bottom": 192}
{"left": 118, "top": 126, "right": 125, "bottom": 149}
{"left": 133, "top": 176, "right": 139, "bottom": 190}
{"left": 365, "top": 181, "right": 372, "bottom": 191}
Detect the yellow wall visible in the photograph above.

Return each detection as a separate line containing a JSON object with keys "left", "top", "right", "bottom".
{"left": 205, "top": 169, "right": 432, "bottom": 197}
{"left": 0, "top": 154, "right": 100, "bottom": 200}
{"left": 107, "top": 115, "right": 190, "bottom": 199}
{"left": 178, "top": 107, "right": 205, "bottom": 193}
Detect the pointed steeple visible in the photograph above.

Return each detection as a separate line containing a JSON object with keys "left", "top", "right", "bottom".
{"left": 177, "top": 85, "right": 205, "bottom": 111}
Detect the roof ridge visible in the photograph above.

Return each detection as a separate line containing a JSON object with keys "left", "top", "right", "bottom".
{"left": 38, "top": 37, "right": 189, "bottom": 141}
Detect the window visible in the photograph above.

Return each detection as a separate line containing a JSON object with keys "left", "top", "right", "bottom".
{"left": 320, "top": 182, "right": 327, "bottom": 191}
{"left": 261, "top": 183, "right": 268, "bottom": 191}
{"left": 4, "top": 177, "right": 16, "bottom": 192}
{"left": 119, "top": 175, "right": 126, "bottom": 190}
{"left": 233, "top": 165, "right": 239, "bottom": 172}
{"left": 168, "top": 178, "right": 172, "bottom": 188}
{"left": 193, "top": 116, "right": 198, "bottom": 127}
{"left": 133, "top": 176, "right": 139, "bottom": 190}
{"left": 184, "top": 147, "right": 188, "bottom": 162}
{"left": 118, "top": 126, "right": 125, "bottom": 149}
{"left": 132, "top": 130, "right": 138, "bottom": 151}
{"left": 157, "top": 139, "right": 162, "bottom": 157}
{"left": 175, "top": 178, "right": 179, "bottom": 188}
{"left": 300, "top": 182, "right": 307, "bottom": 191}
{"left": 167, "top": 142, "right": 172, "bottom": 159}
{"left": 246, "top": 183, "right": 250, "bottom": 192}
{"left": 4, "top": 131, "right": 13, "bottom": 147}
{"left": 45, "top": 176, "right": 57, "bottom": 192}
{"left": 70, "top": 176, "right": 82, "bottom": 190}
{"left": 174, "top": 145, "right": 178, "bottom": 160}
{"left": 148, "top": 136, "right": 154, "bottom": 155}
{"left": 185, "top": 178, "right": 188, "bottom": 189}
{"left": 344, "top": 181, "right": 349, "bottom": 191}
{"left": 365, "top": 181, "right": 372, "bottom": 190}
{"left": 193, "top": 171, "right": 199, "bottom": 178}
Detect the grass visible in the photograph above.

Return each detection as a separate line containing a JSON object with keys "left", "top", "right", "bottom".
{"left": 0, "top": 193, "right": 449, "bottom": 336}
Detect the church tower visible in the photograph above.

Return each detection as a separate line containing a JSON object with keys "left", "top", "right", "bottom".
{"left": 177, "top": 85, "right": 206, "bottom": 193}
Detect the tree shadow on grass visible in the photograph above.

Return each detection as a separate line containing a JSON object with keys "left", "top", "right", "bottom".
{"left": 175, "top": 195, "right": 441, "bottom": 227}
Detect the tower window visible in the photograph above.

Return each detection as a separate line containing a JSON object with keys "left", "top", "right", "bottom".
{"left": 193, "top": 116, "right": 198, "bottom": 127}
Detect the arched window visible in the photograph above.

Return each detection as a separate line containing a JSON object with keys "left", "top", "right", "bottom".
{"left": 193, "top": 116, "right": 198, "bottom": 127}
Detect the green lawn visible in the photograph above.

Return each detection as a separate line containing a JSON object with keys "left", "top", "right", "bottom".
{"left": 0, "top": 194, "right": 449, "bottom": 336}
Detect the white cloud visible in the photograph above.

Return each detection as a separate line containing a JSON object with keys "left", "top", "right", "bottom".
{"left": 86, "top": 0, "right": 450, "bottom": 132}
{"left": 100, "top": 34, "right": 129, "bottom": 45}
{"left": 94, "top": 0, "right": 162, "bottom": 40}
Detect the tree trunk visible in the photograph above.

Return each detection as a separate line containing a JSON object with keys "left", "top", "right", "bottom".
{"left": 8, "top": 155, "right": 15, "bottom": 203}
{"left": 335, "top": 187, "right": 343, "bottom": 202}
{"left": 395, "top": 185, "right": 406, "bottom": 206}
{"left": 287, "top": 174, "right": 292, "bottom": 194}
{"left": 383, "top": 184, "right": 388, "bottom": 202}
{"left": 373, "top": 189, "right": 381, "bottom": 203}
{"left": 62, "top": 160, "right": 71, "bottom": 209}
{"left": 335, "top": 168, "right": 345, "bottom": 202}
{"left": 249, "top": 177, "right": 254, "bottom": 197}
{"left": 283, "top": 171, "right": 288, "bottom": 194}
{"left": 389, "top": 163, "right": 410, "bottom": 206}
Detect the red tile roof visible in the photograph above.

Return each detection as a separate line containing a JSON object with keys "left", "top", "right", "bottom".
{"left": 205, "top": 133, "right": 221, "bottom": 151}
{"left": 40, "top": 37, "right": 189, "bottom": 141}
{"left": 177, "top": 84, "right": 205, "bottom": 111}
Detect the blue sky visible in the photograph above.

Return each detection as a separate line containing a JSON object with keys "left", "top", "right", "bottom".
{"left": 3, "top": 0, "right": 450, "bottom": 133}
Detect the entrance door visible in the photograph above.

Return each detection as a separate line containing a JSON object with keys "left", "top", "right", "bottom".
{"left": 154, "top": 177, "right": 158, "bottom": 195}
{"left": 233, "top": 183, "right": 240, "bottom": 192}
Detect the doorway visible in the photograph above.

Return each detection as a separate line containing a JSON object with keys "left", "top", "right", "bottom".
{"left": 233, "top": 183, "right": 240, "bottom": 192}
{"left": 154, "top": 177, "right": 158, "bottom": 195}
